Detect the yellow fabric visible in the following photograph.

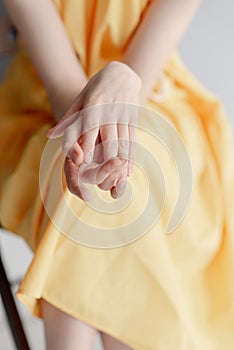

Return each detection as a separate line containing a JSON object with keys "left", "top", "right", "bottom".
{"left": 0, "top": 0, "right": 234, "bottom": 349}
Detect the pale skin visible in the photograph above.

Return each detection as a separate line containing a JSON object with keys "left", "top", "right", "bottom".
{"left": 3, "top": 0, "right": 201, "bottom": 349}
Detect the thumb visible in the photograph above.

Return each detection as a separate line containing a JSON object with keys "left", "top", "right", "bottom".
{"left": 46, "top": 111, "right": 80, "bottom": 139}
{"left": 47, "top": 94, "right": 83, "bottom": 139}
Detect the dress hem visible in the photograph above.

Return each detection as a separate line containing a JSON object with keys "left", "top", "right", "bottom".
{"left": 16, "top": 289, "right": 147, "bottom": 350}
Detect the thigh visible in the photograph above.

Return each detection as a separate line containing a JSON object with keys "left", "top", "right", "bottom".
{"left": 100, "top": 332, "right": 134, "bottom": 350}
{"left": 41, "top": 298, "right": 98, "bottom": 350}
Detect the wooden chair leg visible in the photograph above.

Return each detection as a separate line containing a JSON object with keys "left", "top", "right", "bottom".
{"left": 0, "top": 251, "right": 30, "bottom": 350}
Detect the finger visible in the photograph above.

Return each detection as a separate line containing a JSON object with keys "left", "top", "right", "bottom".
{"left": 111, "top": 160, "right": 128, "bottom": 198}
{"left": 67, "top": 142, "right": 83, "bottom": 165}
{"left": 79, "top": 157, "right": 123, "bottom": 187}
{"left": 78, "top": 107, "right": 102, "bottom": 163}
{"left": 47, "top": 94, "right": 83, "bottom": 139}
{"left": 80, "top": 128, "right": 99, "bottom": 164}
{"left": 96, "top": 158, "right": 124, "bottom": 185}
{"left": 62, "top": 126, "right": 84, "bottom": 165}
{"left": 64, "top": 157, "right": 90, "bottom": 201}
{"left": 117, "top": 122, "right": 129, "bottom": 161}
{"left": 47, "top": 110, "right": 81, "bottom": 139}
{"left": 97, "top": 170, "right": 120, "bottom": 191}
{"left": 100, "top": 124, "right": 118, "bottom": 161}
{"left": 92, "top": 134, "right": 104, "bottom": 163}
{"left": 128, "top": 123, "right": 137, "bottom": 176}
{"left": 78, "top": 162, "right": 102, "bottom": 185}
{"left": 110, "top": 180, "right": 127, "bottom": 199}
{"left": 80, "top": 158, "right": 125, "bottom": 187}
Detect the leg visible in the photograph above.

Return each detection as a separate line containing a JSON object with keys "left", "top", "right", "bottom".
{"left": 100, "top": 332, "right": 134, "bottom": 350}
{"left": 41, "top": 298, "right": 98, "bottom": 350}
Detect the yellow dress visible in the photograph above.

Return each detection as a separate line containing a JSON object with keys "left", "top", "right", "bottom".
{"left": 1, "top": 0, "right": 234, "bottom": 349}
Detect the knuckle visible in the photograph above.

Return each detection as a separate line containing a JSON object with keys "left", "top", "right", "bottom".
{"left": 83, "top": 118, "right": 95, "bottom": 134}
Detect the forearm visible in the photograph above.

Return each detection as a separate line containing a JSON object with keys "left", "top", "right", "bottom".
{"left": 123, "top": 0, "right": 201, "bottom": 104}
{"left": 3, "top": 0, "right": 88, "bottom": 114}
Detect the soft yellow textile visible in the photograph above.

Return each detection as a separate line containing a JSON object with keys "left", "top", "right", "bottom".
{"left": 0, "top": 0, "right": 234, "bottom": 349}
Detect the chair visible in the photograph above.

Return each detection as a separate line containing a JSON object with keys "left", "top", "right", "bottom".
{"left": 0, "top": 12, "right": 30, "bottom": 350}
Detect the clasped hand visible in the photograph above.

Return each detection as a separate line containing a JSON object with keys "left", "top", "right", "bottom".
{"left": 47, "top": 61, "right": 141, "bottom": 201}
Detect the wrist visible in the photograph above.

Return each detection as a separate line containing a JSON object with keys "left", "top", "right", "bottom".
{"left": 107, "top": 60, "right": 142, "bottom": 90}
{"left": 48, "top": 78, "right": 88, "bottom": 121}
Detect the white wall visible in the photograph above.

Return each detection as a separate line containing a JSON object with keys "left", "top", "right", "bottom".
{"left": 179, "top": 0, "right": 234, "bottom": 123}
